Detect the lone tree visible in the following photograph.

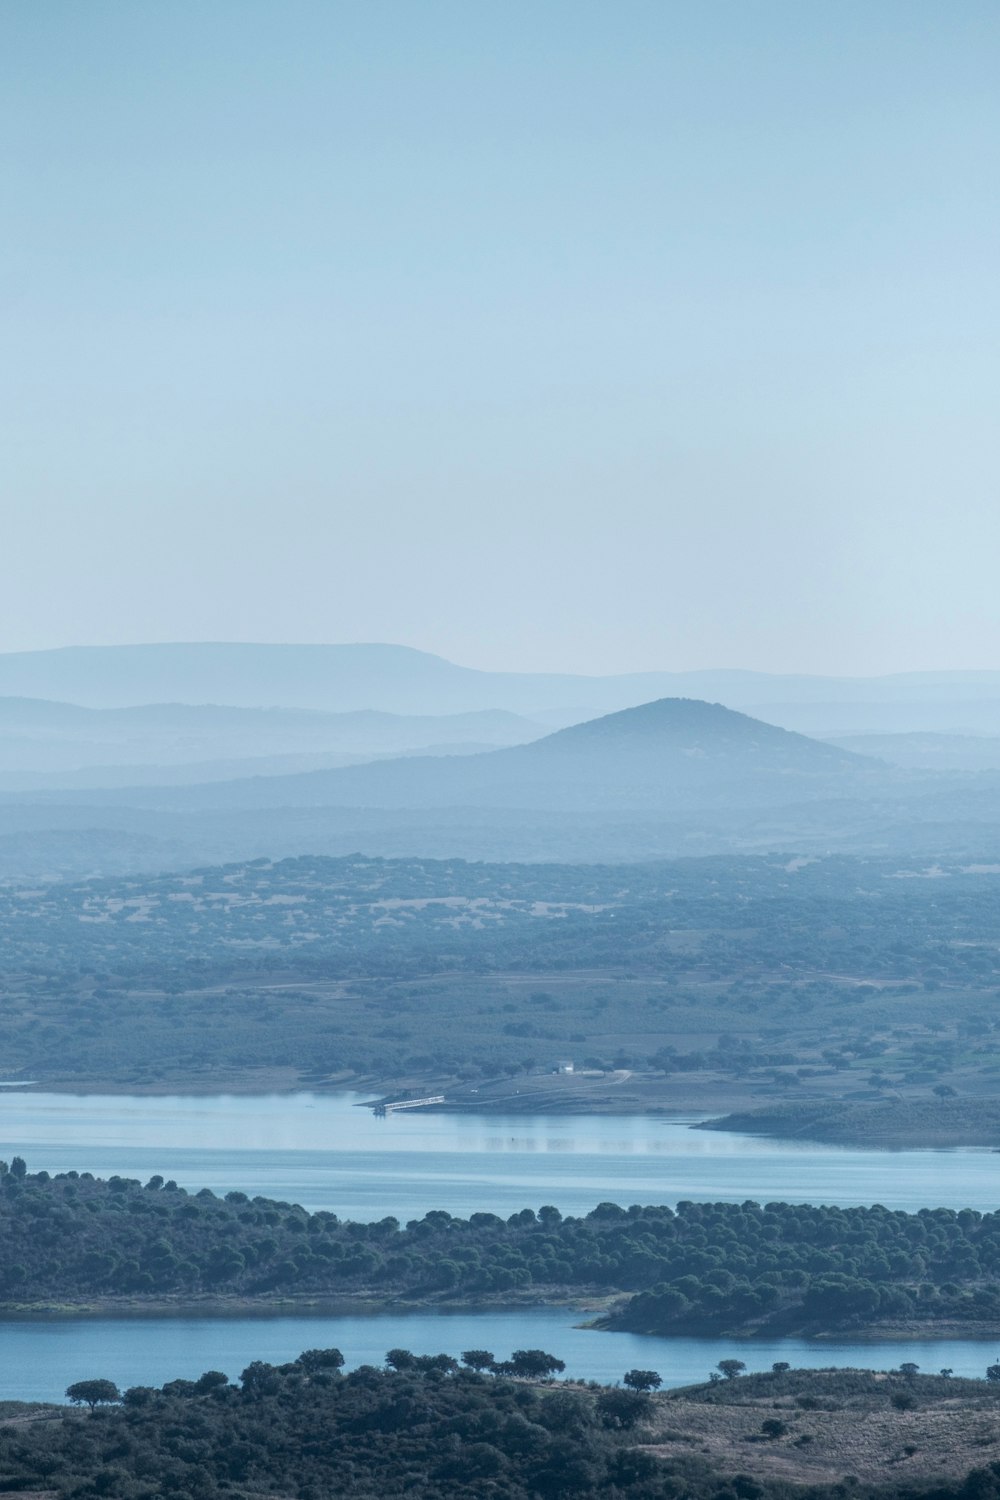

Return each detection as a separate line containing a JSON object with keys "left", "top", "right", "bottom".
{"left": 66, "top": 1379, "right": 120, "bottom": 1410}
{"left": 461, "top": 1349, "right": 496, "bottom": 1373}
{"left": 987, "top": 1363, "right": 1000, "bottom": 1382}
{"left": 509, "top": 1349, "right": 566, "bottom": 1379}
{"left": 296, "top": 1349, "right": 345, "bottom": 1374}
{"left": 623, "top": 1369, "right": 662, "bottom": 1393}
{"left": 718, "top": 1359, "right": 746, "bottom": 1380}
{"left": 596, "top": 1389, "right": 650, "bottom": 1430}
{"left": 239, "top": 1361, "right": 280, "bottom": 1398}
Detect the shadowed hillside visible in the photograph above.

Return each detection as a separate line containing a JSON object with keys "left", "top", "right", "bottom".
{"left": 9, "top": 698, "right": 879, "bottom": 815}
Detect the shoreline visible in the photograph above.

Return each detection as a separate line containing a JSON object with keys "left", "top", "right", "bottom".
{"left": 5, "top": 1074, "right": 1000, "bottom": 1154}
{"left": 0, "top": 1289, "right": 621, "bottom": 1323}
{"left": 3, "top": 1291, "right": 1000, "bottom": 1343}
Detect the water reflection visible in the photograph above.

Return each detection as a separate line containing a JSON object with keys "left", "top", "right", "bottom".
{"left": 4, "top": 1305, "right": 1000, "bottom": 1405}
{"left": 0, "top": 1092, "right": 993, "bottom": 1221}
{"left": 0, "top": 1092, "right": 996, "bottom": 1400}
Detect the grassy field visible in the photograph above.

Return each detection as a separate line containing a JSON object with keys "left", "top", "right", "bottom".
{"left": 644, "top": 1368, "right": 1000, "bottom": 1485}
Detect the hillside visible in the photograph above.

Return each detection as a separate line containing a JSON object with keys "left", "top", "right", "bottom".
{"left": 2, "top": 1361, "right": 1000, "bottom": 1499}
{"left": 10, "top": 698, "right": 879, "bottom": 815}
{"left": 8, "top": 703, "right": 1000, "bottom": 878}
{"left": 1, "top": 849, "right": 999, "bottom": 1106}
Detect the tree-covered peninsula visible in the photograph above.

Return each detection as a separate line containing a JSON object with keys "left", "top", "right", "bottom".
{"left": 3, "top": 1163, "right": 1000, "bottom": 1338}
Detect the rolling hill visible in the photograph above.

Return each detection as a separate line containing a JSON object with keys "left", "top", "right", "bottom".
{"left": 12, "top": 700, "right": 997, "bottom": 880}
{"left": 8, "top": 698, "right": 880, "bottom": 815}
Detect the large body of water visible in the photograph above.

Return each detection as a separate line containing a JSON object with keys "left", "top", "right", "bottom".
{"left": 1, "top": 1090, "right": 997, "bottom": 1219}
{"left": 5, "top": 1307, "right": 999, "bottom": 1404}
{"left": 1, "top": 1091, "right": 997, "bottom": 1403}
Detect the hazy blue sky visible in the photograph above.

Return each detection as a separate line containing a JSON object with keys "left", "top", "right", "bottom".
{"left": 3, "top": 1, "right": 998, "bottom": 674}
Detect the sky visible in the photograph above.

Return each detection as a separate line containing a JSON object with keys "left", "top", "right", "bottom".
{"left": 2, "top": 0, "right": 999, "bottom": 675}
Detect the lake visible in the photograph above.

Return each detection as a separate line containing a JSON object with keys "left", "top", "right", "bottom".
{"left": 5, "top": 1306, "right": 1000, "bottom": 1404}
{"left": 0, "top": 1090, "right": 996, "bottom": 1220}
{"left": 1, "top": 1091, "right": 998, "bottom": 1402}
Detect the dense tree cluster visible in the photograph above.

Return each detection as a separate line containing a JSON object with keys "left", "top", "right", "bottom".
{"left": 614, "top": 1198, "right": 1000, "bottom": 1334}
{"left": 0, "top": 1352, "right": 686, "bottom": 1499}
{"left": 4, "top": 1355, "right": 1000, "bottom": 1500}
{"left": 3, "top": 1167, "right": 1000, "bottom": 1335}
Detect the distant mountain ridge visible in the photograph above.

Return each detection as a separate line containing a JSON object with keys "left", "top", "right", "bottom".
{"left": 825, "top": 732, "right": 1000, "bottom": 772}
{"left": 7, "top": 698, "right": 878, "bottom": 815}
{"left": 0, "top": 697, "right": 543, "bottom": 786}
{"left": 4, "top": 643, "right": 1000, "bottom": 729}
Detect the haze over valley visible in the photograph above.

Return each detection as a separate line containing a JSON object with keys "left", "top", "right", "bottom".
{"left": 5, "top": 3, "right": 1000, "bottom": 1494}
{"left": 4, "top": 645, "right": 1000, "bottom": 878}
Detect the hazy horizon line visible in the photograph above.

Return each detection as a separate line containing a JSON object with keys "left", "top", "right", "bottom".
{"left": 0, "top": 638, "right": 999, "bottom": 685}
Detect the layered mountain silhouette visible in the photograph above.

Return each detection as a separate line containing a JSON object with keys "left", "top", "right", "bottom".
{"left": 13, "top": 698, "right": 879, "bottom": 815}
{"left": 5, "top": 642, "right": 1000, "bottom": 732}
{"left": 0, "top": 698, "right": 541, "bottom": 787}
{"left": 4, "top": 698, "right": 996, "bottom": 878}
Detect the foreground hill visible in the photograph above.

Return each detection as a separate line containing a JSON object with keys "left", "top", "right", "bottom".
{"left": 5, "top": 1358, "right": 1000, "bottom": 1498}
{"left": 11, "top": 1357, "right": 996, "bottom": 1500}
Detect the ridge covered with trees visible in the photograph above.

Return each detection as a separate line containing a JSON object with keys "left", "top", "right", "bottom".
{"left": 3, "top": 1164, "right": 1000, "bottom": 1337}
{"left": 0, "top": 1349, "right": 680, "bottom": 1498}
{"left": 5, "top": 1355, "right": 1000, "bottom": 1499}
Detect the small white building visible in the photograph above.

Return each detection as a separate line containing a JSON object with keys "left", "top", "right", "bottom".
{"left": 554, "top": 1059, "right": 574, "bottom": 1074}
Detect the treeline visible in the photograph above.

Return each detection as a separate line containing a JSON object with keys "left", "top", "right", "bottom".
{"left": 0, "top": 1351, "right": 680, "bottom": 1499}
{"left": 5, "top": 1354, "right": 1000, "bottom": 1500}
{"left": 4, "top": 1165, "right": 1000, "bottom": 1335}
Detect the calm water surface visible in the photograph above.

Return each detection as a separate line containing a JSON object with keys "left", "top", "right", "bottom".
{"left": 4, "top": 1308, "right": 1000, "bottom": 1404}
{"left": 1, "top": 1092, "right": 997, "bottom": 1400}
{"left": 0, "top": 1091, "right": 996, "bottom": 1219}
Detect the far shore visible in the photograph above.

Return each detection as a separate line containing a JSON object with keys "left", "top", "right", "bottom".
{"left": 3, "top": 1291, "right": 1000, "bottom": 1343}
{"left": 4, "top": 1068, "right": 1000, "bottom": 1152}
{"left": 0, "top": 1289, "right": 618, "bottom": 1322}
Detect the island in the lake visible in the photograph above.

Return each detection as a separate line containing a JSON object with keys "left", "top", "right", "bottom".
{"left": 4, "top": 1163, "right": 1000, "bottom": 1340}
